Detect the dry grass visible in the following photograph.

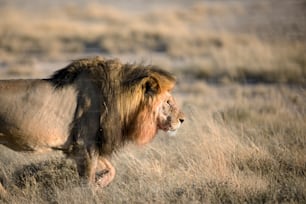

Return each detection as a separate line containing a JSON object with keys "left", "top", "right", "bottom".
{"left": 179, "top": 38, "right": 306, "bottom": 84}
{"left": 1, "top": 84, "right": 305, "bottom": 203}
{"left": 0, "top": 0, "right": 306, "bottom": 203}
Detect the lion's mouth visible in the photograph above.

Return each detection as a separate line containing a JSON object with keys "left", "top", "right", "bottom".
{"left": 158, "top": 123, "right": 181, "bottom": 136}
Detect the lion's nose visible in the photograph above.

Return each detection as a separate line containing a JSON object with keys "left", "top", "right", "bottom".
{"left": 179, "top": 118, "right": 184, "bottom": 124}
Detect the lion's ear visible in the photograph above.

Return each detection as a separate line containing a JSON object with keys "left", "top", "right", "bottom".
{"left": 144, "top": 77, "right": 160, "bottom": 96}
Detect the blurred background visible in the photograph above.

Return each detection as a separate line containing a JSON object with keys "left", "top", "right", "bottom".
{"left": 0, "top": 0, "right": 305, "bottom": 84}
{"left": 0, "top": 0, "right": 305, "bottom": 203}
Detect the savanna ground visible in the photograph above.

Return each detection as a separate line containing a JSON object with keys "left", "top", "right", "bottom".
{"left": 0, "top": 0, "right": 305, "bottom": 203}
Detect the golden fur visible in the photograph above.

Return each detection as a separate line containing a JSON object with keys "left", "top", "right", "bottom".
{"left": 0, "top": 57, "right": 184, "bottom": 195}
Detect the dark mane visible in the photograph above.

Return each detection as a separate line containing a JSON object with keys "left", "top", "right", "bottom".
{"left": 48, "top": 57, "right": 175, "bottom": 88}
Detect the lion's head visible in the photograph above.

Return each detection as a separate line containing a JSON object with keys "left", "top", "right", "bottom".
{"left": 157, "top": 92, "right": 184, "bottom": 136}
{"left": 126, "top": 70, "right": 185, "bottom": 145}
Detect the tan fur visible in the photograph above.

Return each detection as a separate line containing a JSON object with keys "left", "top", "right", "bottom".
{"left": 0, "top": 57, "right": 184, "bottom": 195}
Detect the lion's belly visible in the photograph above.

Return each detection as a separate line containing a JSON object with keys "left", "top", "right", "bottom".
{"left": 0, "top": 80, "right": 78, "bottom": 152}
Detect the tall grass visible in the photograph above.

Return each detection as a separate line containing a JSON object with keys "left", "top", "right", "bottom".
{"left": 1, "top": 84, "right": 305, "bottom": 203}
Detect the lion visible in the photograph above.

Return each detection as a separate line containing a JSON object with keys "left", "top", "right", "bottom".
{"left": 0, "top": 57, "right": 184, "bottom": 195}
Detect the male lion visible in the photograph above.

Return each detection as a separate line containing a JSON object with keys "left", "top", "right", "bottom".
{"left": 0, "top": 57, "right": 184, "bottom": 195}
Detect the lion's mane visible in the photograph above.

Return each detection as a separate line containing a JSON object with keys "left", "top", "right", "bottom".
{"left": 48, "top": 57, "right": 176, "bottom": 156}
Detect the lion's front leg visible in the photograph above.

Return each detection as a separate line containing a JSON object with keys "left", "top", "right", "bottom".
{"left": 73, "top": 148, "right": 115, "bottom": 187}
{"left": 95, "top": 158, "right": 115, "bottom": 188}
{"left": 74, "top": 146, "right": 99, "bottom": 185}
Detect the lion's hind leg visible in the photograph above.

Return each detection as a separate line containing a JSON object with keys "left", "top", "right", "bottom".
{"left": 95, "top": 158, "right": 115, "bottom": 188}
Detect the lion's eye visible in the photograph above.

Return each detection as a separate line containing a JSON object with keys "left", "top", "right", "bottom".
{"left": 166, "top": 100, "right": 171, "bottom": 105}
